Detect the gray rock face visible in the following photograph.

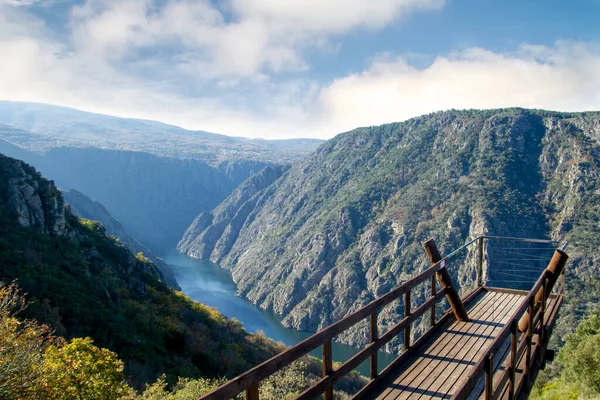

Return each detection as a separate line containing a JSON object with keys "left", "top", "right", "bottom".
{"left": 177, "top": 165, "right": 289, "bottom": 261}
{"left": 63, "top": 189, "right": 181, "bottom": 290}
{"left": 5, "top": 156, "right": 66, "bottom": 236}
{"left": 179, "top": 109, "right": 600, "bottom": 351}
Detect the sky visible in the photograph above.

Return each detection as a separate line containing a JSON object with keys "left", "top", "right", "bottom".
{"left": 0, "top": 0, "right": 599, "bottom": 139}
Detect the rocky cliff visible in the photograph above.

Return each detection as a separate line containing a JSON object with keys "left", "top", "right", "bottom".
{"left": 179, "top": 109, "right": 600, "bottom": 351}
{"left": 178, "top": 164, "right": 289, "bottom": 259}
{"left": 5, "top": 158, "right": 67, "bottom": 237}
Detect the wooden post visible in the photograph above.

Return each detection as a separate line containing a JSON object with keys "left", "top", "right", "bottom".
{"left": 477, "top": 237, "right": 484, "bottom": 286}
{"left": 519, "top": 250, "right": 568, "bottom": 332}
{"left": 485, "top": 353, "right": 494, "bottom": 400}
{"left": 246, "top": 384, "right": 260, "bottom": 400}
{"left": 509, "top": 320, "right": 517, "bottom": 400}
{"left": 525, "top": 297, "right": 534, "bottom": 377}
{"left": 370, "top": 312, "right": 378, "bottom": 379}
{"left": 322, "top": 340, "right": 333, "bottom": 400}
{"left": 423, "top": 239, "right": 470, "bottom": 321}
{"left": 404, "top": 291, "right": 411, "bottom": 350}
{"left": 539, "top": 279, "right": 546, "bottom": 345}
{"left": 431, "top": 274, "right": 437, "bottom": 327}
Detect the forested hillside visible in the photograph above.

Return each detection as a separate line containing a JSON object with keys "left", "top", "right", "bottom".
{"left": 180, "top": 108, "right": 600, "bottom": 351}
{"left": 0, "top": 153, "right": 282, "bottom": 387}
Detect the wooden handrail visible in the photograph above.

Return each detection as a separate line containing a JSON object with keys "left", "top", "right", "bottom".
{"left": 450, "top": 266, "right": 556, "bottom": 400}
{"left": 200, "top": 255, "right": 449, "bottom": 400}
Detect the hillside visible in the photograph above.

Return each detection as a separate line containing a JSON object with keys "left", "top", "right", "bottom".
{"left": 0, "top": 101, "right": 323, "bottom": 165}
{"left": 0, "top": 153, "right": 283, "bottom": 387}
{"left": 62, "top": 189, "right": 179, "bottom": 289}
{"left": 179, "top": 108, "right": 600, "bottom": 350}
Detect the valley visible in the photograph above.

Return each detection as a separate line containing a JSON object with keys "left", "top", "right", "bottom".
{"left": 162, "top": 250, "right": 397, "bottom": 376}
{"left": 0, "top": 104, "right": 599, "bottom": 399}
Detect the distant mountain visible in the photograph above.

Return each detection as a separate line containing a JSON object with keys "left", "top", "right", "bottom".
{"left": 179, "top": 108, "right": 600, "bottom": 350}
{"left": 0, "top": 134, "right": 269, "bottom": 252}
{"left": 62, "top": 189, "right": 180, "bottom": 289}
{"left": 0, "top": 101, "right": 323, "bottom": 165}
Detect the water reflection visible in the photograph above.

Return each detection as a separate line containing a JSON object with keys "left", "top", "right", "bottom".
{"left": 162, "top": 250, "right": 396, "bottom": 376}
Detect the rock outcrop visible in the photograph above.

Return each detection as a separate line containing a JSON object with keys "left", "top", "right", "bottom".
{"left": 3, "top": 154, "right": 66, "bottom": 236}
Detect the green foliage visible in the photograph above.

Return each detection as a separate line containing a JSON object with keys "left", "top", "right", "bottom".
{"left": 533, "top": 310, "right": 600, "bottom": 399}
{"left": 0, "top": 282, "right": 132, "bottom": 400}
{"left": 41, "top": 337, "right": 132, "bottom": 400}
{"left": 0, "top": 282, "right": 57, "bottom": 400}
{"left": 135, "top": 359, "right": 359, "bottom": 400}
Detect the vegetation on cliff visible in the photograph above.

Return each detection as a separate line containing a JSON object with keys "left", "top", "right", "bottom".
{"left": 532, "top": 309, "right": 600, "bottom": 399}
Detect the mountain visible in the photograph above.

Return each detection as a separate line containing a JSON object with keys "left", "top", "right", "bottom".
{"left": 0, "top": 153, "right": 285, "bottom": 387}
{"left": 178, "top": 164, "right": 289, "bottom": 259}
{"left": 0, "top": 101, "right": 323, "bottom": 165}
{"left": 62, "top": 189, "right": 179, "bottom": 289}
{"left": 0, "top": 136, "right": 269, "bottom": 252}
{"left": 179, "top": 108, "right": 600, "bottom": 350}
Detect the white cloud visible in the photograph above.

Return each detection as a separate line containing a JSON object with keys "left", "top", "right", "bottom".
{"left": 67, "top": 0, "right": 444, "bottom": 78}
{"left": 0, "top": 2, "right": 599, "bottom": 140}
{"left": 317, "top": 42, "right": 600, "bottom": 134}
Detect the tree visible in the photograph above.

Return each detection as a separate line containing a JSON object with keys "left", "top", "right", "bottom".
{"left": 41, "top": 337, "right": 132, "bottom": 400}
{"left": 556, "top": 311, "right": 600, "bottom": 395}
{"left": 0, "top": 282, "right": 57, "bottom": 400}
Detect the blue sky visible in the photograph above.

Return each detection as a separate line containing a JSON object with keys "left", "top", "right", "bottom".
{"left": 0, "top": 0, "right": 599, "bottom": 139}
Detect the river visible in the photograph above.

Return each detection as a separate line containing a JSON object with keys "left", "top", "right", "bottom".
{"left": 162, "top": 250, "right": 397, "bottom": 377}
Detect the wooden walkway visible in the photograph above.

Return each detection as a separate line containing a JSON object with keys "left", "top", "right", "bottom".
{"left": 199, "top": 236, "right": 568, "bottom": 400}
{"left": 370, "top": 288, "right": 561, "bottom": 399}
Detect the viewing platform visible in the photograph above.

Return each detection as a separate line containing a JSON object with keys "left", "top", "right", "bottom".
{"left": 200, "top": 236, "right": 568, "bottom": 400}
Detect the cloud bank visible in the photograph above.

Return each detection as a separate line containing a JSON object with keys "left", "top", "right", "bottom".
{"left": 0, "top": 0, "right": 598, "bottom": 139}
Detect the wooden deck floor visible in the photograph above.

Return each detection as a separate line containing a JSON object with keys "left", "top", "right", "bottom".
{"left": 368, "top": 288, "right": 558, "bottom": 400}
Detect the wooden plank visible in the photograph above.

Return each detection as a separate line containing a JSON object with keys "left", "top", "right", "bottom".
{"left": 429, "top": 293, "right": 523, "bottom": 399}
{"left": 378, "top": 291, "right": 501, "bottom": 399}
{"left": 405, "top": 291, "right": 411, "bottom": 350}
{"left": 431, "top": 275, "right": 437, "bottom": 327}
{"left": 376, "top": 291, "right": 506, "bottom": 400}
{"left": 450, "top": 272, "right": 549, "bottom": 400}
{"left": 488, "top": 295, "right": 563, "bottom": 400}
{"left": 246, "top": 384, "right": 259, "bottom": 400}
{"left": 485, "top": 287, "right": 528, "bottom": 296}
{"left": 354, "top": 287, "right": 486, "bottom": 400}
{"left": 485, "top": 354, "right": 493, "bottom": 400}
{"left": 302, "top": 289, "right": 451, "bottom": 400}
{"left": 410, "top": 292, "right": 514, "bottom": 399}
{"left": 322, "top": 340, "right": 333, "bottom": 400}
{"left": 406, "top": 292, "right": 517, "bottom": 399}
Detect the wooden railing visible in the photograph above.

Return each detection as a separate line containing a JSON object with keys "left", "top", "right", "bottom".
{"left": 200, "top": 235, "right": 567, "bottom": 400}
{"left": 200, "top": 255, "right": 467, "bottom": 400}
{"left": 450, "top": 249, "right": 568, "bottom": 400}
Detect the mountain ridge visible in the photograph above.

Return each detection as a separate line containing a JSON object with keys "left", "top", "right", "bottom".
{"left": 0, "top": 101, "right": 323, "bottom": 165}
{"left": 179, "top": 108, "right": 600, "bottom": 350}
